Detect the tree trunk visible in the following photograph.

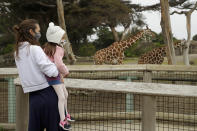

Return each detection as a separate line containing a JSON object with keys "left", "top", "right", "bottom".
{"left": 183, "top": 47, "right": 190, "bottom": 65}
{"left": 56, "top": 0, "right": 76, "bottom": 65}
{"left": 110, "top": 26, "right": 120, "bottom": 42}
{"left": 182, "top": 2, "right": 197, "bottom": 65}
{"left": 160, "top": 0, "right": 176, "bottom": 65}
{"left": 183, "top": 14, "right": 191, "bottom": 65}
{"left": 120, "top": 26, "right": 130, "bottom": 41}
{"left": 170, "top": 2, "right": 197, "bottom": 65}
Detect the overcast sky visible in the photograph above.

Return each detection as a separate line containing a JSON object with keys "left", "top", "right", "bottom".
{"left": 89, "top": 0, "right": 197, "bottom": 41}
{"left": 126, "top": 0, "right": 197, "bottom": 39}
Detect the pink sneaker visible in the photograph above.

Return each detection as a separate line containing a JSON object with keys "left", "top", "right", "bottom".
{"left": 66, "top": 113, "right": 75, "bottom": 122}
{"left": 59, "top": 120, "right": 71, "bottom": 130}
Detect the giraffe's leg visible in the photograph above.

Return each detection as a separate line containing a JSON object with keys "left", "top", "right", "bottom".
{"left": 95, "top": 60, "right": 102, "bottom": 65}
{"left": 99, "top": 61, "right": 103, "bottom": 65}
{"left": 117, "top": 57, "right": 123, "bottom": 64}
{"left": 94, "top": 59, "right": 99, "bottom": 65}
{"left": 94, "top": 60, "right": 103, "bottom": 65}
{"left": 94, "top": 54, "right": 104, "bottom": 65}
{"left": 118, "top": 52, "right": 124, "bottom": 64}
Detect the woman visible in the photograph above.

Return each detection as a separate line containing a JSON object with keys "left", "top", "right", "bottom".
{"left": 14, "top": 19, "right": 70, "bottom": 131}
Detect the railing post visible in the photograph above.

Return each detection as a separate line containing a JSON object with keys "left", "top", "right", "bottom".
{"left": 126, "top": 77, "right": 133, "bottom": 123}
{"left": 16, "top": 85, "right": 29, "bottom": 131}
{"left": 5, "top": 77, "right": 16, "bottom": 123}
{"left": 118, "top": 76, "right": 137, "bottom": 123}
{"left": 142, "top": 71, "right": 156, "bottom": 131}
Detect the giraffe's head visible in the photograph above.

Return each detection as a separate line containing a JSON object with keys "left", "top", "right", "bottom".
{"left": 141, "top": 26, "right": 156, "bottom": 40}
{"left": 174, "top": 39, "right": 186, "bottom": 49}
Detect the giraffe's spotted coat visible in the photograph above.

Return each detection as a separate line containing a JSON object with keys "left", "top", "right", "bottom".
{"left": 93, "top": 29, "right": 155, "bottom": 65}
{"left": 138, "top": 40, "right": 186, "bottom": 64}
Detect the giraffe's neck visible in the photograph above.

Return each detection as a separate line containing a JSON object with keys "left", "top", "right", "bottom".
{"left": 120, "top": 31, "right": 145, "bottom": 50}
{"left": 163, "top": 41, "right": 183, "bottom": 50}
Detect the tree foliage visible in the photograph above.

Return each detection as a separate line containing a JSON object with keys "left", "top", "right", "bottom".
{"left": 0, "top": 0, "right": 188, "bottom": 56}
{"left": 129, "top": 0, "right": 193, "bottom": 12}
{"left": 78, "top": 43, "right": 96, "bottom": 56}
{"left": 0, "top": 0, "right": 137, "bottom": 54}
{"left": 193, "top": 34, "right": 197, "bottom": 41}
{"left": 92, "top": 26, "right": 114, "bottom": 50}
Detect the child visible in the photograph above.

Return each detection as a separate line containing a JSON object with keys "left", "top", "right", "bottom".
{"left": 44, "top": 22, "right": 75, "bottom": 130}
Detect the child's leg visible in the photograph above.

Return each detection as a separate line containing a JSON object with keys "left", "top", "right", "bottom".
{"left": 52, "top": 84, "right": 65, "bottom": 121}
{"left": 62, "top": 86, "right": 68, "bottom": 115}
{"left": 62, "top": 85, "right": 75, "bottom": 122}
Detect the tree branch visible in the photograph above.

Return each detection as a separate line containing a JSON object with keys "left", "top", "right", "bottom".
{"left": 169, "top": 0, "right": 187, "bottom": 6}
{"left": 171, "top": 2, "right": 197, "bottom": 15}
{"left": 120, "top": 26, "right": 130, "bottom": 41}
{"left": 34, "top": 1, "right": 56, "bottom": 8}
{"left": 174, "top": 6, "right": 192, "bottom": 10}
{"left": 188, "top": 2, "right": 197, "bottom": 14}
{"left": 20, "top": 1, "right": 71, "bottom": 9}
{"left": 130, "top": 0, "right": 187, "bottom": 12}
{"left": 170, "top": 10, "right": 186, "bottom": 15}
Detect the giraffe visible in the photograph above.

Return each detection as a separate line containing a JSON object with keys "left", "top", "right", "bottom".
{"left": 93, "top": 28, "right": 155, "bottom": 65}
{"left": 138, "top": 40, "right": 186, "bottom": 64}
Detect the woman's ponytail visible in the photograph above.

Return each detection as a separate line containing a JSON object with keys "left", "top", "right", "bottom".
{"left": 13, "top": 25, "right": 20, "bottom": 33}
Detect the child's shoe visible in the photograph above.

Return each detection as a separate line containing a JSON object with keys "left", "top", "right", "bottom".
{"left": 66, "top": 113, "right": 75, "bottom": 122}
{"left": 59, "top": 120, "right": 71, "bottom": 130}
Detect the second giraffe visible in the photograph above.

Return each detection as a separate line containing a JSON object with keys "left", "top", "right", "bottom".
{"left": 138, "top": 40, "right": 186, "bottom": 64}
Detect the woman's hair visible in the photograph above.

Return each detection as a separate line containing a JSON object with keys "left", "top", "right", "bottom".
{"left": 13, "top": 19, "right": 40, "bottom": 58}
{"left": 43, "top": 42, "right": 58, "bottom": 58}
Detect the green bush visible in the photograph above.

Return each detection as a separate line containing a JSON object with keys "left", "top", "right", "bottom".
{"left": 0, "top": 127, "right": 4, "bottom": 131}
{"left": 124, "top": 42, "right": 139, "bottom": 57}
{"left": 0, "top": 34, "right": 15, "bottom": 55}
{"left": 79, "top": 43, "right": 96, "bottom": 56}
{"left": 93, "top": 26, "right": 114, "bottom": 50}
{"left": 1, "top": 44, "right": 14, "bottom": 55}
{"left": 154, "top": 42, "right": 162, "bottom": 47}
{"left": 124, "top": 42, "right": 162, "bottom": 57}
{"left": 193, "top": 34, "right": 197, "bottom": 41}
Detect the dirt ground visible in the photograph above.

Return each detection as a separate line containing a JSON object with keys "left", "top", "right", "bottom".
{"left": 70, "top": 121, "right": 196, "bottom": 131}
{"left": 163, "top": 54, "right": 197, "bottom": 65}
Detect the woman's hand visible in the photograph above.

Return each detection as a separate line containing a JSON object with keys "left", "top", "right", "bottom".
{"left": 64, "top": 72, "right": 69, "bottom": 78}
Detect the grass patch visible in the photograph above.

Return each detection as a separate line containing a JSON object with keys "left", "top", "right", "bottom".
{"left": 63, "top": 55, "right": 197, "bottom": 65}
{"left": 123, "top": 57, "right": 138, "bottom": 64}
{"left": 190, "top": 59, "right": 197, "bottom": 65}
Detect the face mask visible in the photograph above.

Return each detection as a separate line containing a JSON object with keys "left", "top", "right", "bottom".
{"left": 34, "top": 32, "right": 41, "bottom": 41}
{"left": 60, "top": 40, "right": 67, "bottom": 46}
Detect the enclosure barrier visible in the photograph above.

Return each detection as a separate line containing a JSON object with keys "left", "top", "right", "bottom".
{"left": 14, "top": 74, "right": 197, "bottom": 131}
{"left": 1, "top": 65, "right": 197, "bottom": 131}
{"left": 0, "top": 68, "right": 18, "bottom": 130}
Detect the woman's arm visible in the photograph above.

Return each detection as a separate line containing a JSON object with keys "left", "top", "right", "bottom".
{"left": 32, "top": 45, "right": 59, "bottom": 77}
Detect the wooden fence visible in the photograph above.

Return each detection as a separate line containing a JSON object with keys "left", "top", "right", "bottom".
{"left": 0, "top": 65, "right": 197, "bottom": 131}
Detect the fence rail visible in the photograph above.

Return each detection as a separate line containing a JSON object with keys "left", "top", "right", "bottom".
{"left": 1, "top": 64, "right": 197, "bottom": 74}
{"left": 1, "top": 65, "right": 197, "bottom": 131}
{"left": 14, "top": 74, "right": 197, "bottom": 131}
